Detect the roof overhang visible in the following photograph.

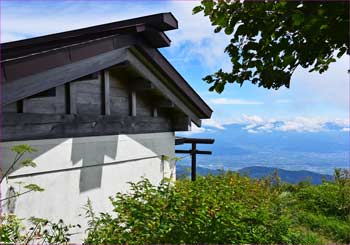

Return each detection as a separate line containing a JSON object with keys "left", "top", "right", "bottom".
{"left": 1, "top": 13, "right": 213, "bottom": 126}
{"left": 1, "top": 12, "right": 177, "bottom": 60}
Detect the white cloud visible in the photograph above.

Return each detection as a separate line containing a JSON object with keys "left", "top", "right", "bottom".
{"left": 212, "top": 114, "right": 349, "bottom": 133}
{"left": 209, "top": 98, "right": 263, "bottom": 105}
{"left": 1, "top": 1, "right": 230, "bottom": 71}
{"left": 179, "top": 123, "right": 212, "bottom": 136}
{"left": 202, "top": 118, "right": 225, "bottom": 130}
{"left": 275, "top": 117, "right": 324, "bottom": 132}
{"left": 178, "top": 115, "right": 349, "bottom": 135}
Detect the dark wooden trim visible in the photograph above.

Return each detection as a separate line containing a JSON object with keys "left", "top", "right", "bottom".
{"left": 2, "top": 13, "right": 177, "bottom": 60}
{"left": 130, "top": 91, "right": 137, "bottom": 116}
{"left": 2, "top": 47, "right": 128, "bottom": 105}
{"left": 175, "top": 149, "right": 212, "bottom": 155}
{"left": 191, "top": 143, "right": 197, "bottom": 181}
{"left": 172, "top": 114, "right": 190, "bottom": 131}
{"left": 132, "top": 45, "right": 213, "bottom": 119}
{"left": 2, "top": 112, "right": 172, "bottom": 141}
{"left": 65, "top": 83, "right": 71, "bottom": 114}
{"left": 16, "top": 100, "right": 23, "bottom": 113}
{"left": 126, "top": 50, "right": 202, "bottom": 126}
{"left": 69, "top": 82, "right": 77, "bottom": 114}
{"left": 102, "top": 70, "right": 111, "bottom": 115}
{"left": 158, "top": 99, "right": 175, "bottom": 109}
{"left": 175, "top": 137, "right": 215, "bottom": 181}
{"left": 132, "top": 79, "right": 156, "bottom": 91}
{"left": 152, "top": 108, "right": 158, "bottom": 117}
{"left": 175, "top": 137, "right": 215, "bottom": 145}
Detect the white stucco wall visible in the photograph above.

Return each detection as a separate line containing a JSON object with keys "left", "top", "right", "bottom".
{"left": 0, "top": 132, "right": 175, "bottom": 242}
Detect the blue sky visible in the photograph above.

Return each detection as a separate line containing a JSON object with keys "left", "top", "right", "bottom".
{"left": 2, "top": 0, "right": 349, "bottom": 134}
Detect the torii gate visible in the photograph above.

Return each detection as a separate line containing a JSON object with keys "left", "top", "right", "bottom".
{"left": 175, "top": 137, "right": 215, "bottom": 181}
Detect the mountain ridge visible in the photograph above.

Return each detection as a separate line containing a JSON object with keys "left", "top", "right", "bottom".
{"left": 176, "top": 165, "right": 333, "bottom": 185}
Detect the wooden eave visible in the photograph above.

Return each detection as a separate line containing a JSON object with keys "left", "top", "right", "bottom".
{"left": 1, "top": 12, "right": 212, "bottom": 125}
{"left": 1, "top": 12, "right": 177, "bottom": 60}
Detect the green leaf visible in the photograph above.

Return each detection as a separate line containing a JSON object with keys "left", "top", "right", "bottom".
{"left": 320, "top": 24, "right": 328, "bottom": 30}
{"left": 214, "top": 82, "right": 225, "bottom": 93}
{"left": 161, "top": 155, "right": 170, "bottom": 161}
{"left": 225, "top": 26, "right": 234, "bottom": 35}
{"left": 192, "top": 6, "right": 204, "bottom": 15}
{"left": 11, "top": 144, "right": 37, "bottom": 154}
{"left": 292, "top": 11, "right": 304, "bottom": 26}
{"left": 20, "top": 159, "right": 37, "bottom": 168}
{"left": 24, "top": 184, "right": 45, "bottom": 192}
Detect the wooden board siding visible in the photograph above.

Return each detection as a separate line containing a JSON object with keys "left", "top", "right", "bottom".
{"left": 136, "top": 92, "right": 152, "bottom": 117}
{"left": 2, "top": 113, "right": 173, "bottom": 141}
{"left": 22, "top": 85, "right": 66, "bottom": 114}
{"left": 2, "top": 47, "right": 128, "bottom": 106}
{"left": 75, "top": 78, "right": 103, "bottom": 115}
{"left": 1, "top": 65, "right": 189, "bottom": 141}
{"left": 109, "top": 73, "right": 130, "bottom": 116}
{"left": 3, "top": 102, "right": 17, "bottom": 113}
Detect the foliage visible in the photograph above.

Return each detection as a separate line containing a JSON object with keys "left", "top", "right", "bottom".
{"left": 0, "top": 144, "right": 44, "bottom": 202}
{"left": 287, "top": 168, "right": 350, "bottom": 243}
{"left": 0, "top": 214, "right": 25, "bottom": 242}
{"left": 0, "top": 215, "right": 80, "bottom": 244}
{"left": 85, "top": 173, "right": 329, "bottom": 244}
{"left": 0, "top": 144, "right": 78, "bottom": 244}
{"left": 1, "top": 144, "right": 38, "bottom": 184}
{"left": 193, "top": 0, "right": 349, "bottom": 92}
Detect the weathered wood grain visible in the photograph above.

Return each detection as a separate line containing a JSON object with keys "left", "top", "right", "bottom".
{"left": 130, "top": 91, "right": 137, "bottom": 116}
{"left": 2, "top": 47, "right": 128, "bottom": 105}
{"left": 126, "top": 50, "right": 202, "bottom": 126}
{"left": 22, "top": 85, "right": 66, "bottom": 114}
{"left": 103, "top": 70, "right": 111, "bottom": 115}
{"left": 2, "top": 112, "right": 173, "bottom": 141}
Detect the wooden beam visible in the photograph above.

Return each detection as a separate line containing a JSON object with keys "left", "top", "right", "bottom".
{"left": 175, "top": 149, "right": 212, "bottom": 155}
{"left": 130, "top": 91, "right": 137, "bottom": 116}
{"left": 16, "top": 100, "right": 23, "bottom": 113}
{"left": 175, "top": 137, "right": 215, "bottom": 145}
{"left": 152, "top": 108, "right": 158, "bottom": 117}
{"left": 68, "top": 82, "right": 77, "bottom": 114}
{"left": 102, "top": 70, "right": 111, "bottom": 115}
{"left": 2, "top": 13, "right": 177, "bottom": 60}
{"left": 158, "top": 99, "right": 175, "bottom": 109}
{"left": 131, "top": 79, "right": 156, "bottom": 91}
{"left": 2, "top": 47, "right": 128, "bottom": 105}
{"left": 65, "top": 83, "right": 70, "bottom": 114}
{"left": 126, "top": 50, "right": 202, "bottom": 127}
{"left": 2, "top": 112, "right": 172, "bottom": 141}
{"left": 172, "top": 114, "right": 190, "bottom": 131}
{"left": 191, "top": 143, "right": 196, "bottom": 181}
{"left": 132, "top": 45, "right": 213, "bottom": 119}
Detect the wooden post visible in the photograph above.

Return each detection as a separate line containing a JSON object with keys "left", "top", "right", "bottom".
{"left": 69, "top": 82, "right": 77, "bottom": 114}
{"left": 16, "top": 100, "right": 23, "bottom": 113}
{"left": 191, "top": 143, "right": 197, "bottom": 181}
{"left": 130, "top": 91, "right": 136, "bottom": 116}
{"left": 102, "top": 70, "right": 110, "bottom": 115}
{"left": 175, "top": 137, "right": 215, "bottom": 182}
{"left": 152, "top": 107, "right": 158, "bottom": 117}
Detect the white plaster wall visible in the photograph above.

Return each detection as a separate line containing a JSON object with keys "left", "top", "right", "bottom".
{"left": 0, "top": 132, "right": 175, "bottom": 242}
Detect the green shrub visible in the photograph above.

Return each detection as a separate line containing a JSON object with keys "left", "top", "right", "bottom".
{"left": 85, "top": 173, "right": 320, "bottom": 244}
{"left": 0, "top": 214, "right": 78, "bottom": 244}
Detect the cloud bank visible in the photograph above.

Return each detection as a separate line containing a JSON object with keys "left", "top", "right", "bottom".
{"left": 194, "top": 115, "right": 350, "bottom": 134}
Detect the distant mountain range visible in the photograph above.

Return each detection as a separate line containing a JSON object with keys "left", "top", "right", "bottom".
{"left": 176, "top": 165, "right": 333, "bottom": 185}
{"left": 176, "top": 123, "right": 349, "bottom": 175}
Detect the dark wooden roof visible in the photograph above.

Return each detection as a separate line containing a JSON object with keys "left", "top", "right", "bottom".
{"left": 1, "top": 12, "right": 213, "bottom": 121}
{"left": 2, "top": 13, "right": 177, "bottom": 60}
